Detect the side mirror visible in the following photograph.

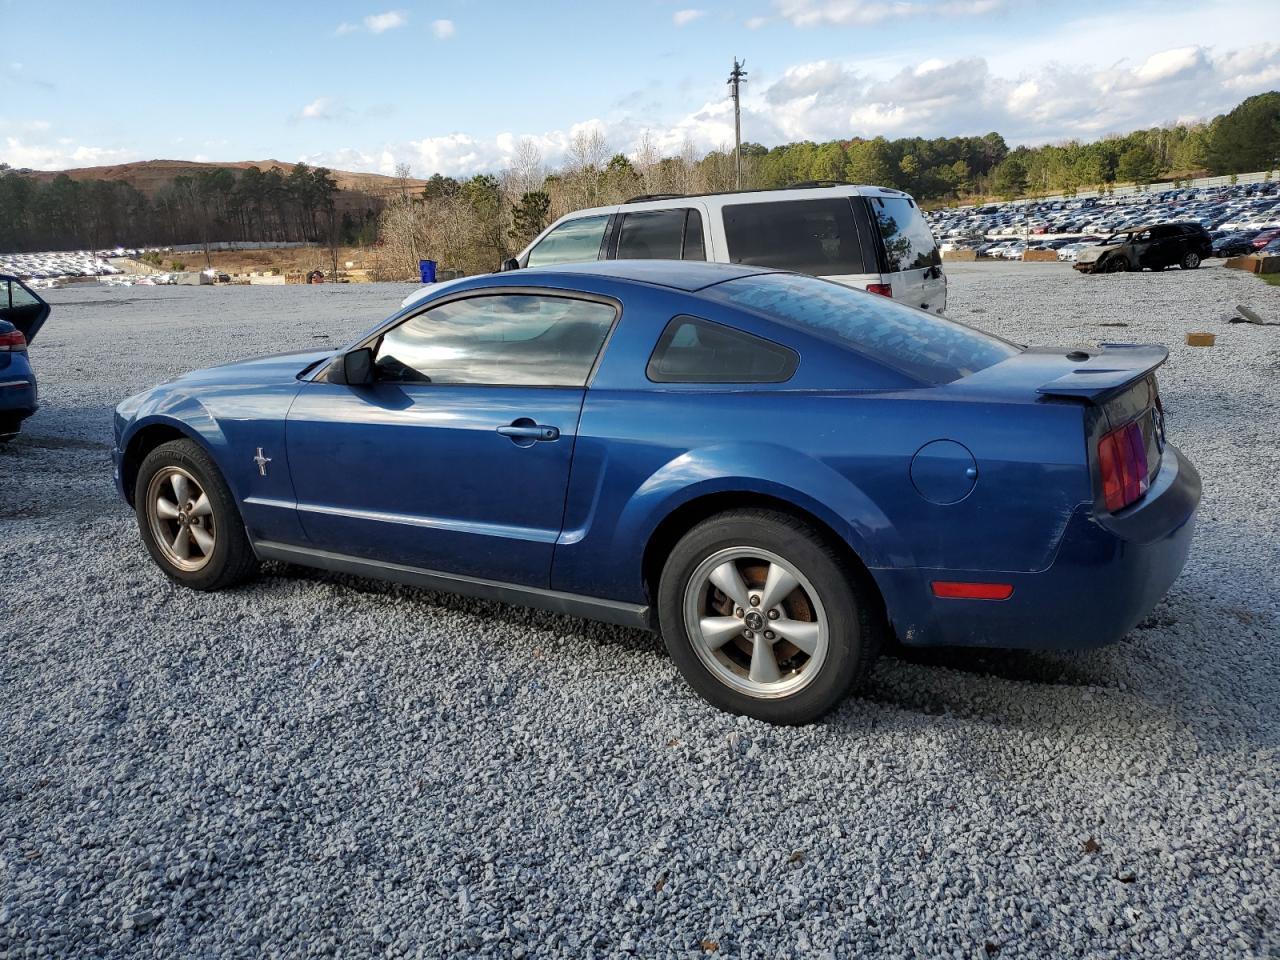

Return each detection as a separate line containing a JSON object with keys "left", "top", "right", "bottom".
{"left": 332, "top": 346, "right": 374, "bottom": 385}
{"left": 500, "top": 257, "right": 520, "bottom": 272}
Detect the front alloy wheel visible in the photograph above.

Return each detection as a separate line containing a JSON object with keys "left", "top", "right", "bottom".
{"left": 135, "top": 438, "right": 258, "bottom": 591}
{"left": 146, "top": 466, "right": 216, "bottom": 571}
{"left": 1106, "top": 256, "right": 1129, "bottom": 273}
{"left": 1181, "top": 251, "right": 1201, "bottom": 270}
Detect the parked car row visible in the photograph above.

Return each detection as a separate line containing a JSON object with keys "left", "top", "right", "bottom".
{"left": 0, "top": 251, "right": 128, "bottom": 280}
{"left": 928, "top": 181, "right": 1280, "bottom": 245}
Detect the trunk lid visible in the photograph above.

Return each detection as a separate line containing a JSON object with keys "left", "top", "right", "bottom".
{"left": 953, "top": 342, "right": 1168, "bottom": 508}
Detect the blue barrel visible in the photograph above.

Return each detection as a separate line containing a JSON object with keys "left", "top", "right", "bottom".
{"left": 418, "top": 259, "right": 437, "bottom": 284}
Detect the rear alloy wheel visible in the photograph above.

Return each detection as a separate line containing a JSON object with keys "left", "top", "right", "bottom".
{"left": 658, "top": 509, "right": 879, "bottom": 724}
{"left": 1105, "top": 256, "right": 1129, "bottom": 273}
{"left": 135, "top": 439, "right": 258, "bottom": 590}
{"left": 1180, "top": 251, "right": 1201, "bottom": 270}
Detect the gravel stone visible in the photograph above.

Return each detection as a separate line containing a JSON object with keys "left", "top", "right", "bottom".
{"left": 1, "top": 264, "right": 1278, "bottom": 957}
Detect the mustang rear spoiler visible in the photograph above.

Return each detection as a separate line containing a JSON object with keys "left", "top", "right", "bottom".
{"left": 1035, "top": 344, "right": 1169, "bottom": 402}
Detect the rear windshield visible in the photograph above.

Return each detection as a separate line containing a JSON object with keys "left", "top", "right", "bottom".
{"left": 722, "top": 198, "right": 868, "bottom": 276}
{"left": 870, "top": 196, "right": 941, "bottom": 271}
{"left": 709, "top": 272, "right": 1018, "bottom": 385}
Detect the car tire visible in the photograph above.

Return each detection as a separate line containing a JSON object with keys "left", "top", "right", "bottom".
{"left": 1105, "top": 256, "right": 1129, "bottom": 273}
{"left": 1180, "top": 252, "right": 1201, "bottom": 270}
{"left": 657, "top": 509, "right": 880, "bottom": 724}
{"left": 134, "top": 438, "right": 258, "bottom": 591}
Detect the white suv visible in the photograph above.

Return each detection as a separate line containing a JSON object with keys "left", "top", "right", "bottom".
{"left": 502, "top": 184, "right": 948, "bottom": 313}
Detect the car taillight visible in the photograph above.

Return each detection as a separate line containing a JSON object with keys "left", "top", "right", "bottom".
{"left": 0, "top": 329, "right": 27, "bottom": 352}
{"left": 866, "top": 283, "right": 893, "bottom": 298}
{"left": 1098, "top": 420, "right": 1149, "bottom": 512}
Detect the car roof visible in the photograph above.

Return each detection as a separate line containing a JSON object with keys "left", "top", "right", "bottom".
{"left": 554, "top": 183, "right": 913, "bottom": 220}
{"left": 511, "top": 259, "right": 778, "bottom": 292}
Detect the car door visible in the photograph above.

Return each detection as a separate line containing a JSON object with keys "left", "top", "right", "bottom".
{"left": 522, "top": 214, "right": 612, "bottom": 268}
{"left": 285, "top": 290, "right": 619, "bottom": 587}
{"left": 1146, "top": 225, "right": 1181, "bottom": 267}
{"left": 607, "top": 206, "right": 710, "bottom": 262}
{"left": 0, "top": 277, "right": 51, "bottom": 343}
{"left": 1123, "top": 229, "right": 1153, "bottom": 268}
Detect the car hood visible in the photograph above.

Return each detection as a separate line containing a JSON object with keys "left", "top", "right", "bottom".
{"left": 165, "top": 348, "right": 336, "bottom": 388}
{"left": 1074, "top": 246, "right": 1110, "bottom": 263}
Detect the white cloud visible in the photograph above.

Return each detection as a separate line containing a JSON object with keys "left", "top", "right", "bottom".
{"left": 364, "top": 10, "right": 407, "bottom": 33}
{"left": 775, "top": 0, "right": 1004, "bottom": 26}
{"left": 2, "top": 136, "right": 138, "bottom": 170}
{"left": 299, "top": 38, "right": 1277, "bottom": 178}
{"left": 745, "top": 15, "right": 769, "bottom": 28}
{"left": 336, "top": 10, "right": 407, "bottom": 35}
{"left": 299, "top": 97, "right": 343, "bottom": 121}
{"left": 673, "top": 9, "right": 706, "bottom": 26}
{"left": 432, "top": 19, "right": 456, "bottom": 39}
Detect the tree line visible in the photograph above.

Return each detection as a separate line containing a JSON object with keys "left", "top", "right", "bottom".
{"left": 0, "top": 162, "right": 381, "bottom": 255}
{"left": 1, "top": 91, "right": 1275, "bottom": 269}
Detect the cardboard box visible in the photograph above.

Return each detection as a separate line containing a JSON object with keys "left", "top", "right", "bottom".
{"left": 1022, "top": 249, "right": 1059, "bottom": 262}
{"left": 1185, "top": 332, "right": 1215, "bottom": 347}
{"left": 1224, "top": 255, "right": 1261, "bottom": 273}
{"left": 943, "top": 249, "right": 978, "bottom": 261}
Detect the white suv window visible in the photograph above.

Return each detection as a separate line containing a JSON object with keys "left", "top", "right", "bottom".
{"left": 723, "top": 198, "right": 867, "bottom": 275}
{"left": 526, "top": 215, "right": 609, "bottom": 267}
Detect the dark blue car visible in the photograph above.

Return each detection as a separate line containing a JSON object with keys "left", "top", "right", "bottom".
{"left": 0, "top": 275, "right": 50, "bottom": 442}
{"left": 113, "top": 262, "right": 1200, "bottom": 723}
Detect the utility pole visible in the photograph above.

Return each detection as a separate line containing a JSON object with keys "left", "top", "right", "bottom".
{"left": 727, "top": 57, "right": 747, "bottom": 190}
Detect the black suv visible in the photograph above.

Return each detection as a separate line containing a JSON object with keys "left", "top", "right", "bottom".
{"left": 1073, "top": 222, "right": 1213, "bottom": 274}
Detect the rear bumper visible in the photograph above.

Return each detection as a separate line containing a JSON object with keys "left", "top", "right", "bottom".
{"left": 875, "top": 444, "right": 1200, "bottom": 650}
{"left": 0, "top": 359, "right": 38, "bottom": 426}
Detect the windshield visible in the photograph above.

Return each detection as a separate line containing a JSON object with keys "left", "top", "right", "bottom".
{"left": 710, "top": 272, "right": 1019, "bottom": 385}
{"left": 1101, "top": 233, "right": 1131, "bottom": 245}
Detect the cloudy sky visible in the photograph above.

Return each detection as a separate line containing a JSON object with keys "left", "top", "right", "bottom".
{"left": 2, "top": 0, "right": 1278, "bottom": 176}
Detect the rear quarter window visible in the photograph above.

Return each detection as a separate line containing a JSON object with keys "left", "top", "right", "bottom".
{"left": 709, "top": 273, "right": 1017, "bottom": 385}
{"left": 647, "top": 315, "right": 798, "bottom": 384}
{"left": 722, "top": 198, "right": 868, "bottom": 276}
{"left": 871, "top": 196, "right": 942, "bottom": 272}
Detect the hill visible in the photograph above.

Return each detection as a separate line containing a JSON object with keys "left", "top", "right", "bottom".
{"left": 25, "top": 158, "right": 425, "bottom": 200}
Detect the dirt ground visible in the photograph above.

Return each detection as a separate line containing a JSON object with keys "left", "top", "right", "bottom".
{"left": 159, "top": 246, "right": 380, "bottom": 277}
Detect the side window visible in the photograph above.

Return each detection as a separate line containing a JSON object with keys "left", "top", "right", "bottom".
{"left": 374, "top": 294, "right": 616, "bottom": 387}
{"left": 646, "top": 315, "right": 798, "bottom": 384}
{"left": 683, "top": 209, "right": 706, "bottom": 261}
{"left": 723, "top": 199, "right": 866, "bottom": 276}
{"left": 871, "top": 197, "right": 942, "bottom": 272}
{"left": 525, "top": 216, "right": 609, "bottom": 267}
{"left": 9, "top": 281, "right": 42, "bottom": 309}
{"left": 616, "top": 209, "right": 686, "bottom": 259}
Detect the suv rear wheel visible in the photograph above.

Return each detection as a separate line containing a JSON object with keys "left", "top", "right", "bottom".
{"left": 657, "top": 509, "right": 879, "bottom": 724}
{"left": 1180, "top": 251, "right": 1201, "bottom": 270}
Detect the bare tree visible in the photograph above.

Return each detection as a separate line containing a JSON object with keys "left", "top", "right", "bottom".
{"left": 508, "top": 138, "right": 545, "bottom": 197}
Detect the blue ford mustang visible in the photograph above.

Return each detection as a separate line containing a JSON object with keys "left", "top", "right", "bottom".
{"left": 114, "top": 261, "right": 1200, "bottom": 723}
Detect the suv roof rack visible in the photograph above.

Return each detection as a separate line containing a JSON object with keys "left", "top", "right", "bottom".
{"left": 622, "top": 181, "right": 877, "bottom": 204}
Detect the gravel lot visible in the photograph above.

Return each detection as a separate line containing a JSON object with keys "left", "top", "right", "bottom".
{"left": 3, "top": 262, "right": 1279, "bottom": 959}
